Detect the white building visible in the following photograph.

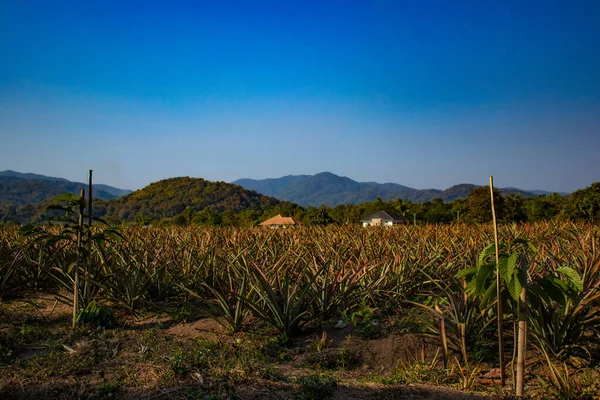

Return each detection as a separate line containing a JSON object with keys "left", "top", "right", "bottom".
{"left": 361, "top": 211, "right": 404, "bottom": 227}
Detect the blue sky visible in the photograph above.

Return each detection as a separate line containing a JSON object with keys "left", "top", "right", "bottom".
{"left": 1, "top": 0, "right": 599, "bottom": 192}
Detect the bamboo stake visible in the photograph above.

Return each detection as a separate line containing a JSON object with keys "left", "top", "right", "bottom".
{"left": 73, "top": 188, "right": 85, "bottom": 328}
{"left": 511, "top": 321, "right": 517, "bottom": 387}
{"left": 490, "top": 176, "right": 505, "bottom": 386}
{"left": 516, "top": 276, "right": 527, "bottom": 397}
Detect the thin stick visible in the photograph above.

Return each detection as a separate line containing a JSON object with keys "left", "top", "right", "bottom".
{"left": 511, "top": 321, "right": 517, "bottom": 386}
{"left": 84, "top": 170, "right": 93, "bottom": 303}
{"left": 490, "top": 176, "right": 505, "bottom": 386}
{"left": 88, "top": 170, "right": 93, "bottom": 228}
{"left": 73, "top": 188, "right": 85, "bottom": 328}
{"left": 516, "top": 284, "right": 527, "bottom": 397}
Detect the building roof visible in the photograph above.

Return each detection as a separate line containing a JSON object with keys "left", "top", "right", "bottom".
{"left": 361, "top": 210, "right": 404, "bottom": 222}
{"left": 259, "top": 214, "right": 302, "bottom": 226}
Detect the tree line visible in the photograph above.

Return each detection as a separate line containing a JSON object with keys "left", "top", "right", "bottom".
{"left": 136, "top": 181, "right": 600, "bottom": 227}
{"left": 1, "top": 181, "right": 599, "bottom": 227}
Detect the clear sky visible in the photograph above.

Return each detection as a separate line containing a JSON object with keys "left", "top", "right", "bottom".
{"left": 1, "top": 0, "right": 599, "bottom": 192}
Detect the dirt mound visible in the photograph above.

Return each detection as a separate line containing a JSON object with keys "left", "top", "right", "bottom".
{"left": 361, "top": 333, "right": 434, "bottom": 371}
{"left": 167, "top": 317, "right": 226, "bottom": 340}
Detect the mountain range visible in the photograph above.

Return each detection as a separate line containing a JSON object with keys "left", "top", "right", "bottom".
{"left": 234, "top": 172, "right": 559, "bottom": 207}
{"left": 0, "top": 171, "right": 292, "bottom": 224}
{"left": 0, "top": 170, "right": 131, "bottom": 204}
{"left": 0, "top": 170, "right": 563, "bottom": 211}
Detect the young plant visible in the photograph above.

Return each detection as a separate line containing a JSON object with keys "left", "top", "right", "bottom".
{"left": 183, "top": 254, "right": 253, "bottom": 332}
{"left": 409, "top": 273, "right": 494, "bottom": 369}
{"left": 19, "top": 193, "right": 122, "bottom": 323}
{"left": 75, "top": 300, "right": 117, "bottom": 328}
{"left": 243, "top": 256, "right": 321, "bottom": 341}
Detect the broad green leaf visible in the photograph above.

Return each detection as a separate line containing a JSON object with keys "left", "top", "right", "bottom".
{"left": 537, "top": 277, "right": 566, "bottom": 306}
{"left": 476, "top": 263, "right": 495, "bottom": 294}
{"left": 511, "top": 268, "right": 526, "bottom": 301}
{"left": 480, "top": 278, "right": 497, "bottom": 311}
{"left": 549, "top": 276, "right": 571, "bottom": 295}
{"left": 50, "top": 193, "right": 84, "bottom": 202}
{"left": 478, "top": 243, "right": 496, "bottom": 267}
{"left": 506, "top": 252, "right": 517, "bottom": 280}
{"left": 497, "top": 255, "right": 510, "bottom": 283}
{"left": 556, "top": 266, "right": 583, "bottom": 293}
{"left": 528, "top": 283, "right": 552, "bottom": 306}
{"left": 465, "top": 278, "right": 477, "bottom": 295}
{"left": 46, "top": 205, "right": 77, "bottom": 214}
{"left": 455, "top": 267, "right": 477, "bottom": 279}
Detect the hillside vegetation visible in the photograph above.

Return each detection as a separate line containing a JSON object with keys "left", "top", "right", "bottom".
{"left": 0, "top": 176, "right": 118, "bottom": 204}
{"left": 101, "top": 176, "right": 295, "bottom": 222}
{"left": 1, "top": 171, "right": 598, "bottom": 227}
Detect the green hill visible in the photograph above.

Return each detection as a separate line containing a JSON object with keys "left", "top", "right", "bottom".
{"left": 0, "top": 176, "right": 119, "bottom": 204}
{"left": 102, "top": 176, "right": 292, "bottom": 222}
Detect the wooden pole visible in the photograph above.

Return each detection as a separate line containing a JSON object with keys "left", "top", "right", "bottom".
{"left": 83, "top": 170, "right": 93, "bottom": 303}
{"left": 490, "top": 176, "right": 505, "bottom": 385}
{"left": 73, "top": 188, "right": 85, "bottom": 328}
{"left": 516, "top": 278, "right": 527, "bottom": 397}
{"left": 88, "top": 170, "right": 93, "bottom": 227}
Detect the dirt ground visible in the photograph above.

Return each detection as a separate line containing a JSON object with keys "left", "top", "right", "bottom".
{"left": 0, "top": 293, "right": 503, "bottom": 399}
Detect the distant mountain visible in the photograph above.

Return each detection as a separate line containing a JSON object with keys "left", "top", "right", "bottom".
{"left": 0, "top": 176, "right": 120, "bottom": 204}
{"left": 0, "top": 170, "right": 70, "bottom": 183}
{"left": 234, "top": 175, "right": 310, "bottom": 198}
{"left": 233, "top": 172, "right": 549, "bottom": 206}
{"left": 102, "top": 176, "right": 289, "bottom": 221}
{"left": 0, "top": 170, "right": 132, "bottom": 200}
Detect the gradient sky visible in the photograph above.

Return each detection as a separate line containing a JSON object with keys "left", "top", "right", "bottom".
{"left": 1, "top": 0, "right": 599, "bottom": 192}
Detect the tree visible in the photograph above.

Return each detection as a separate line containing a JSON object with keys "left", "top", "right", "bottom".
{"left": 451, "top": 198, "right": 467, "bottom": 222}
{"left": 523, "top": 194, "right": 567, "bottom": 222}
{"left": 423, "top": 198, "right": 453, "bottom": 223}
{"left": 465, "top": 186, "right": 504, "bottom": 223}
{"left": 572, "top": 182, "right": 600, "bottom": 221}
{"left": 307, "top": 206, "right": 334, "bottom": 226}
{"left": 504, "top": 194, "right": 527, "bottom": 223}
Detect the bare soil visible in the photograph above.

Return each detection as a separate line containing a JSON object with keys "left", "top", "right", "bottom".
{"left": 0, "top": 293, "right": 503, "bottom": 399}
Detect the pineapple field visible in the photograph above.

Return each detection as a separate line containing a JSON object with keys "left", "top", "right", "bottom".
{"left": 1, "top": 222, "right": 599, "bottom": 399}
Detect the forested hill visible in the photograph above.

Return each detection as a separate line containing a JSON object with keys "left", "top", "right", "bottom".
{"left": 0, "top": 170, "right": 131, "bottom": 200}
{"left": 0, "top": 176, "right": 119, "bottom": 204}
{"left": 101, "top": 177, "right": 294, "bottom": 222}
{"left": 234, "top": 172, "right": 546, "bottom": 206}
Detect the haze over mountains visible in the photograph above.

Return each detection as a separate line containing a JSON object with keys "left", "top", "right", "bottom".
{"left": 234, "top": 172, "right": 559, "bottom": 207}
